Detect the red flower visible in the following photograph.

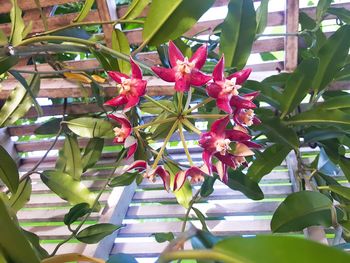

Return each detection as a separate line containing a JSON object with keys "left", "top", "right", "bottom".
{"left": 234, "top": 109, "right": 261, "bottom": 127}
{"left": 104, "top": 57, "right": 147, "bottom": 111}
{"left": 123, "top": 161, "right": 171, "bottom": 192}
{"left": 207, "top": 57, "right": 252, "bottom": 114}
{"left": 173, "top": 166, "right": 206, "bottom": 191}
{"left": 108, "top": 113, "right": 137, "bottom": 159}
{"left": 151, "top": 41, "right": 211, "bottom": 92}
{"left": 199, "top": 116, "right": 257, "bottom": 182}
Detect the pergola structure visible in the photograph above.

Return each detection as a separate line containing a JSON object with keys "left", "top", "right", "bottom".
{"left": 0, "top": 0, "right": 349, "bottom": 261}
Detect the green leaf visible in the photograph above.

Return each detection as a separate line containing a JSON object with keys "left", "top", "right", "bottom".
{"left": 280, "top": 58, "right": 319, "bottom": 117}
{"left": 255, "top": 0, "right": 269, "bottom": 35}
{"left": 9, "top": 0, "right": 25, "bottom": 45}
{"left": 192, "top": 207, "right": 209, "bottom": 231}
{"left": 316, "top": 0, "right": 332, "bottom": 24}
{"left": 66, "top": 117, "right": 115, "bottom": 138}
{"left": 73, "top": 0, "right": 95, "bottom": 22}
{"left": 312, "top": 25, "right": 350, "bottom": 93}
{"left": 41, "top": 170, "right": 99, "bottom": 210}
{"left": 315, "top": 95, "right": 350, "bottom": 110}
{"left": 143, "top": 0, "right": 215, "bottom": 46}
{"left": 152, "top": 232, "right": 174, "bottom": 243}
{"left": 107, "top": 253, "right": 138, "bottom": 263}
{"left": 339, "top": 157, "right": 350, "bottom": 182}
{"left": 109, "top": 172, "right": 137, "bottom": 187}
{"left": 247, "top": 144, "right": 291, "bottom": 182}
{"left": 64, "top": 203, "right": 91, "bottom": 226}
{"left": 21, "top": 230, "right": 49, "bottom": 260}
{"left": 328, "top": 7, "right": 350, "bottom": 24}
{"left": 9, "top": 178, "right": 31, "bottom": 212}
{"left": 0, "top": 55, "right": 19, "bottom": 75}
{"left": 0, "top": 30, "right": 7, "bottom": 46}
{"left": 0, "top": 145, "right": 19, "bottom": 193}
{"left": 0, "top": 75, "right": 41, "bottom": 127}
{"left": 318, "top": 148, "right": 340, "bottom": 176}
{"left": 121, "top": 0, "right": 150, "bottom": 20}
{"left": 287, "top": 109, "right": 350, "bottom": 127}
{"left": 227, "top": 169, "right": 264, "bottom": 200}
{"left": 299, "top": 12, "right": 326, "bottom": 53}
{"left": 271, "top": 191, "right": 335, "bottom": 232}
{"left": 112, "top": 29, "right": 131, "bottom": 74}
{"left": 220, "top": 0, "right": 257, "bottom": 69}
{"left": 140, "top": 100, "right": 174, "bottom": 114}
{"left": 213, "top": 235, "right": 350, "bottom": 263}
{"left": 76, "top": 223, "right": 121, "bottom": 244}
{"left": 0, "top": 197, "right": 41, "bottom": 263}
{"left": 191, "top": 230, "right": 220, "bottom": 250}
{"left": 324, "top": 185, "right": 350, "bottom": 201}
{"left": 34, "top": 118, "right": 62, "bottom": 135}
{"left": 200, "top": 175, "right": 217, "bottom": 197}
{"left": 61, "top": 134, "right": 83, "bottom": 180}
{"left": 81, "top": 138, "right": 104, "bottom": 172}
{"left": 255, "top": 117, "right": 299, "bottom": 149}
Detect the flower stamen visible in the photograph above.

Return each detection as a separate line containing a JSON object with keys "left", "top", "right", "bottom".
{"left": 215, "top": 138, "right": 231, "bottom": 155}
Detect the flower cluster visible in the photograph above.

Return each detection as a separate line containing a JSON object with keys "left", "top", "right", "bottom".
{"left": 105, "top": 41, "right": 261, "bottom": 191}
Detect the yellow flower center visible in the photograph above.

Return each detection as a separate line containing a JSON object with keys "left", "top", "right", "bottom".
{"left": 113, "top": 127, "right": 126, "bottom": 142}
{"left": 215, "top": 138, "right": 231, "bottom": 155}
{"left": 222, "top": 78, "right": 240, "bottom": 95}
{"left": 119, "top": 77, "right": 132, "bottom": 93}
{"left": 176, "top": 57, "right": 196, "bottom": 75}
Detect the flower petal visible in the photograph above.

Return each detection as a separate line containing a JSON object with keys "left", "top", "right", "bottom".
{"left": 130, "top": 57, "right": 143, "bottom": 79}
{"left": 225, "top": 130, "right": 251, "bottom": 141}
{"left": 227, "top": 68, "right": 252, "bottom": 85}
{"left": 211, "top": 116, "right": 230, "bottom": 135}
{"left": 104, "top": 95, "right": 128, "bottom": 107}
{"left": 124, "top": 135, "right": 137, "bottom": 148}
{"left": 215, "top": 161, "right": 228, "bottom": 184}
{"left": 127, "top": 141, "right": 138, "bottom": 159}
{"left": 108, "top": 71, "right": 129, "bottom": 83}
{"left": 234, "top": 142, "right": 255, "bottom": 157}
{"left": 124, "top": 95, "right": 140, "bottom": 110}
{"left": 216, "top": 96, "right": 233, "bottom": 114}
{"left": 175, "top": 75, "right": 191, "bottom": 92}
{"left": 203, "top": 150, "right": 213, "bottom": 175}
{"left": 215, "top": 153, "right": 237, "bottom": 169}
{"left": 199, "top": 132, "right": 216, "bottom": 153}
{"left": 153, "top": 166, "right": 171, "bottom": 192}
{"left": 190, "top": 44, "right": 207, "bottom": 69}
{"left": 253, "top": 116, "right": 262, "bottom": 125}
{"left": 213, "top": 56, "right": 225, "bottom": 81}
{"left": 190, "top": 70, "right": 212, "bottom": 87}
{"left": 241, "top": 141, "right": 262, "bottom": 149}
{"left": 174, "top": 171, "right": 186, "bottom": 191}
{"left": 169, "top": 40, "right": 184, "bottom": 68}
{"left": 151, "top": 66, "right": 176, "bottom": 82}
{"left": 126, "top": 160, "right": 147, "bottom": 172}
{"left": 206, "top": 83, "right": 222, "bottom": 98}
{"left": 108, "top": 112, "right": 131, "bottom": 130}
{"left": 244, "top": 91, "right": 260, "bottom": 100}
{"left": 230, "top": 95, "right": 256, "bottom": 109}
{"left": 132, "top": 79, "right": 147, "bottom": 96}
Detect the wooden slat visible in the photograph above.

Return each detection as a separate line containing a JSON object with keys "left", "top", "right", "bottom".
{"left": 284, "top": 0, "right": 299, "bottom": 71}
{"left": 41, "top": 242, "right": 94, "bottom": 256}
{"left": 0, "top": 0, "right": 76, "bottom": 14}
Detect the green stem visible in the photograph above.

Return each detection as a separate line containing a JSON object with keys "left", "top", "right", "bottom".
{"left": 186, "top": 114, "right": 227, "bottom": 119}
{"left": 158, "top": 250, "right": 244, "bottom": 263}
{"left": 34, "top": 0, "right": 48, "bottom": 31}
{"left": 178, "top": 122, "right": 194, "bottom": 166}
{"left": 178, "top": 92, "right": 184, "bottom": 113}
{"left": 144, "top": 95, "right": 177, "bottom": 114}
{"left": 152, "top": 120, "right": 179, "bottom": 169}
{"left": 134, "top": 117, "right": 177, "bottom": 130}
{"left": 183, "top": 98, "right": 214, "bottom": 114}
{"left": 181, "top": 118, "right": 202, "bottom": 135}
{"left": 16, "top": 36, "right": 152, "bottom": 73}
{"left": 184, "top": 88, "right": 193, "bottom": 111}
{"left": 181, "top": 189, "right": 201, "bottom": 232}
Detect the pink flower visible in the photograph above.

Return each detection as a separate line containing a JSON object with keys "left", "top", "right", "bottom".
{"left": 234, "top": 109, "right": 261, "bottom": 127}
{"left": 123, "top": 161, "right": 171, "bottom": 192}
{"left": 108, "top": 113, "right": 137, "bottom": 159}
{"left": 173, "top": 166, "right": 206, "bottom": 191}
{"left": 199, "top": 116, "right": 258, "bottom": 182}
{"left": 207, "top": 56, "right": 252, "bottom": 114}
{"left": 230, "top": 91, "right": 259, "bottom": 110}
{"left": 104, "top": 57, "right": 147, "bottom": 111}
{"left": 151, "top": 41, "right": 211, "bottom": 92}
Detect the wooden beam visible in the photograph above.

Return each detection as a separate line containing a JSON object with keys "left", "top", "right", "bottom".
{"left": 0, "top": 128, "right": 20, "bottom": 164}
{"left": 96, "top": 0, "right": 117, "bottom": 47}
{"left": 284, "top": 0, "right": 299, "bottom": 71}
{"left": 0, "top": 0, "right": 77, "bottom": 14}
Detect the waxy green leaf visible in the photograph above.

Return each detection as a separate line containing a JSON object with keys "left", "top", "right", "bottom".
{"left": 73, "top": 0, "right": 95, "bottom": 22}
{"left": 0, "top": 55, "right": 19, "bottom": 75}
{"left": 328, "top": 7, "right": 350, "bottom": 24}
{"left": 9, "top": 178, "right": 31, "bottom": 212}
{"left": 81, "top": 138, "right": 104, "bottom": 172}
{"left": 9, "top": 0, "right": 25, "bottom": 45}
{"left": 121, "top": 0, "right": 150, "bottom": 20}
{"left": 227, "top": 170, "right": 264, "bottom": 200}
{"left": 316, "top": 0, "right": 332, "bottom": 24}
{"left": 271, "top": 191, "right": 335, "bottom": 232}
{"left": 220, "top": 0, "right": 256, "bottom": 69}
{"left": 152, "top": 232, "right": 175, "bottom": 243}
{"left": 34, "top": 118, "right": 62, "bottom": 135}
{"left": 64, "top": 203, "right": 92, "bottom": 226}
{"left": 107, "top": 253, "right": 138, "bottom": 263}
{"left": 192, "top": 207, "right": 209, "bottom": 231}
{"left": 256, "top": 0, "right": 269, "bottom": 35}
{"left": 112, "top": 29, "right": 131, "bottom": 74}
{"left": 0, "top": 145, "right": 19, "bottom": 194}
{"left": 60, "top": 134, "right": 83, "bottom": 180}
{"left": 109, "top": 172, "right": 137, "bottom": 187}
{"left": 76, "top": 223, "right": 121, "bottom": 244}
{"left": 66, "top": 117, "right": 115, "bottom": 138}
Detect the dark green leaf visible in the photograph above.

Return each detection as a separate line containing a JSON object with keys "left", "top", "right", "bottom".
{"left": 0, "top": 145, "right": 19, "bottom": 193}
{"left": 191, "top": 230, "right": 220, "bottom": 250}
{"left": 121, "top": 0, "right": 150, "bottom": 20}
{"left": 21, "top": 230, "right": 49, "bottom": 259}
{"left": 109, "top": 172, "right": 137, "bottom": 187}
{"left": 34, "top": 118, "right": 62, "bottom": 135}
{"left": 213, "top": 235, "right": 350, "bottom": 262}
{"left": 9, "top": 178, "right": 31, "bottom": 212}
{"left": 299, "top": 12, "right": 326, "bottom": 53}
{"left": 0, "top": 197, "right": 41, "bottom": 263}
{"left": 192, "top": 207, "right": 209, "bottom": 231}
{"left": 81, "top": 138, "right": 104, "bottom": 172}
{"left": 316, "top": 0, "right": 332, "bottom": 24}
{"left": 200, "top": 175, "right": 217, "bottom": 197}
{"left": 64, "top": 203, "right": 91, "bottom": 226}
{"left": 0, "top": 55, "right": 19, "bottom": 75}
{"left": 143, "top": 0, "right": 215, "bottom": 46}
{"left": 227, "top": 169, "right": 264, "bottom": 200}
{"left": 271, "top": 191, "right": 335, "bottom": 232}
{"left": 140, "top": 100, "right": 174, "bottom": 114}
{"left": 328, "top": 7, "right": 350, "bottom": 24}
{"left": 313, "top": 25, "right": 350, "bottom": 93}
{"left": 76, "top": 223, "right": 121, "bottom": 244}
{"left": 315, "top": 95, "right": 350, "bottom": 110}
{"left": 112, "top": 29, "right": 131, "bottom": 74}
{"left": 66, "top": 117, "right": 115, "bottom": 138}
{"left": 107, "top": 253, "right": 138, "bottom": 263}
{"left": 317, "top": 148, "right": 340, "bottom": 176}
{"left": 324, "top": 185, "right": 350, "bottom": 201}
{"left": 280, "top": 58, "right": 319, "bottom": 117}
{"left": 9, "top": 0, "right": 25, "bottom": 45}
{"left": 41, "top": 170, "right": 99, "bottom": 210}
{"left": 247, "top": 144, "right": 291, "bottom": 182}
{"left": 152, "top": 232, "right": 174, "bottom": 243}
{"left": 339, "top": 157, "right": 350, "bottom": 182}
{"left": 61, "top": 134, "right": 83, "bottom": 180}
{"left": 256, "top": 0, "right": 269, "bottom": 35}
{"left": 73, "top": 0, "right": 95, "bottom": 22}
{"left": 220, "top": 0, "right": 256, "bottom": 69}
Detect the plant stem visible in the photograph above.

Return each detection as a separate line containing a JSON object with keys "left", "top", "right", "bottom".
{"left": 34, "top": 0, "right": 48, "bottom": 31}
{"left": 183, "top": 97, "right": 214, "bottom": 114}
{"left": 16, "top": 36, "right": 152, "bottom": 73}
{"left": 152, "top": 120, "right": 179, "bottom": 169}
{"left": 158, "top": 249, "right": 243, "bottom": 263}
{"left": 184, "top": 88, "right": 193, "bottom": 111}
{"left": 178, "top": 122, "right": 194, "bottom": 166}
{"left": 144, "top": 95, "right": 177, "bottom": 114}
{"left": 186, "top": 114, "right": 227, "bottom": 119}
{"left": 178, "top": 92, "right": 184, "bottom": 113}
{"left": 181, "top": 189, "right": 201, "bottom": 232}
{"left": 181, "top": 118, "right": 202, "bottom": 135}
{"left": 134, "top": 117, "right": 177, "bottom": 130}
{"left": 50, "top": 149, "right": 127, "bottom": 256}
